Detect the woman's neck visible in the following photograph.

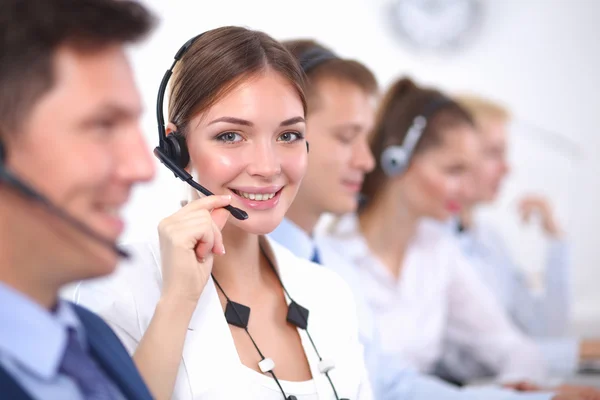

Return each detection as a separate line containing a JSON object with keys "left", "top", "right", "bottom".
{"left": 211, "top": 222, "right": 270, "bottom": 300}
{"left": 459, "top": 206, "right": 475, "bottom": 231}
{"left": 358, "top": 191, "right": 420, "bottom": 279}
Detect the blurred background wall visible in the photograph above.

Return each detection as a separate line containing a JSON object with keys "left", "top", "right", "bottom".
{"left": 120, "top": 0, "right": 600, "bottom": 334}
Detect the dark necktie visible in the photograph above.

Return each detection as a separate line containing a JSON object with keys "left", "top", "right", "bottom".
{"left": 310, "top": 246, "right": 322, "bottom": 265}
{"left": 59, "top": 328, "right": 117, "bottom": 400}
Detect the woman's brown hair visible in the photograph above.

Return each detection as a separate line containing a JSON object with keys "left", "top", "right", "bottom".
{"left": 361, "top": 77, "right": 474, "bottom": 205}
{"left": 168, "top": 26, "right": 307, "bottom": 134}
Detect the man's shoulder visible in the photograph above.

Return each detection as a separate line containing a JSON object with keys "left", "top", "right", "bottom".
{"left": 69, "top": 302, "right": 121, "bottom": 342}
{"left": 70, "top": 302, "right": 105, "bottom": 324}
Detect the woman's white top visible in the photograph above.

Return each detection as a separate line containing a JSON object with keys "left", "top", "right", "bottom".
{"left": 72, "top": 235, "right": 372, "bottom": 400}
{"left": 317, "top": 214, "right": 548, "bottom": 383}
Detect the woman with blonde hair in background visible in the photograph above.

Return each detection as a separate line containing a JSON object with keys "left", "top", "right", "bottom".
{"left": 438, "top": 94, "right": 600, "bottom": 383}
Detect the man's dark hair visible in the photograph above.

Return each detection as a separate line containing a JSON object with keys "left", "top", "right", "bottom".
{"left": 0, "top": 0, "right": 156, "bottom": 130}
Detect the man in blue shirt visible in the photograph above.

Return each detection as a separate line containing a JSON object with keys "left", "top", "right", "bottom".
{"left": 270, "top": 40, "right": 598, "bottom": 400}
{"left": 0, "top": 1, "right": 156, "bottom": 399}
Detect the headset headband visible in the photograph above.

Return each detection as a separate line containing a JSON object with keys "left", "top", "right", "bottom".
{"left": 156, "top": 33, "right": 205, "bottom": 146}
{"left": 298, "top": 46, "right": 338, "bottom": 74}
{"left": 400, "top": 96, "right": 455, "bottom": 156}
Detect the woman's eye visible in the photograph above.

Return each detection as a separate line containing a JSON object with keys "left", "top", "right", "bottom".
{"left": 278, "top": 131, "right": 303, "bottom": 142}
{"left": 216, "top": 132, "right": 243, "bottom": 143}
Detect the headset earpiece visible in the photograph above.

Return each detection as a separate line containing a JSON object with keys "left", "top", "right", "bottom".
{"left": 379, "top": 97, "right": 454, "bottom": 178}
{"left": 306, "top": 141, "right": 309, "bottom": 153}
{"left": 153, "top": 33, "right": 247, "bottom": 222}
{"left": 380, "top": 145, "right": 409, "bottom": 177}
{"left": 164, "top": 132, "right": 190, "bottom": 169}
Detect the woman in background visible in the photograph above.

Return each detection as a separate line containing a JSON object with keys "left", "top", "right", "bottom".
{"left": 439, "top": 94, "right": 600, "bottom": 381}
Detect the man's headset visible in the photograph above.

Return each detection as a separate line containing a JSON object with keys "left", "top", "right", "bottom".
{"left": 298, "top": 46, "right": 338, "bottom": 74}
{"left": 296, "top": 44, "right": 338, "bottom": 155}
{"left": 380, "top": 97, "right": 454, "bottom": 177}
{"left": 0, "top": 140, "right": 130, "bottom": 258}
{"left": 296, "top": 44, "right": 372, "bottom": 213}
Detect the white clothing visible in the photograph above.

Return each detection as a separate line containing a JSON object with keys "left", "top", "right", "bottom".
{"left": 317, "top": 214, "right": 548, "bottom": 383}
{"left": 71, "top": 235, "right": 372, "bottom": 400}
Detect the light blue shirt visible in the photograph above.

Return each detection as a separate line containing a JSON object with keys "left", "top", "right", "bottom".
{"left": 270, "top": 218, "right": 555, "bottom": 400}
{"left": 0, "top": 281, "right": 124, "bottom": 400}
{"left": 444, "top": 219, "right": 576, "bottom": 378}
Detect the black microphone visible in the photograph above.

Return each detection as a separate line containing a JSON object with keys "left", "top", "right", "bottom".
{"left": 0, "top": 155, "right": 129, "bottom": 259}
{"left": 153, "top": 147, "right": 248, "bottom": 221}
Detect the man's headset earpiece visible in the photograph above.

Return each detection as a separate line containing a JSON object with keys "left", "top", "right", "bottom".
{"left": 0, "top": 138, "right": 129, "bottom": 258}
{"left": 154, "top": 33, "right": 248, "bottom": 220}
{"left": 380, "top": 97, "right": 454, "bottom": 177}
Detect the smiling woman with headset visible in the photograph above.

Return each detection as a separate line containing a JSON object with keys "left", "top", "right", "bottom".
{"left": 73, "top": 26, "right": 372, "bottom": 400}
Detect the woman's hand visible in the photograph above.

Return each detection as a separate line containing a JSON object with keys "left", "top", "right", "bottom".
{"left": 158, "top": 194, "right": 232, "bottom": 304}
{"left": 503, "top": 381, "right": 543, "bottom": 392}
{"left": 519, "top": 195, "right": 563, "bottom": 238}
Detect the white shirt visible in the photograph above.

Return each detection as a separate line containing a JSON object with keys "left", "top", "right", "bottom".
{"left": 318, "top": 214, "right": 548, "bottom": 383}
{"left": 271, "top": 219, "right": 559, "bottom": 400}
{"left": 454, "top": 220, "right": 571, "bottom": 338}
{"left": 442, "top": 219, "right": 577, "bottom": 379}
{"left": 71, "top": 235, "right": 372, "bottom": 400}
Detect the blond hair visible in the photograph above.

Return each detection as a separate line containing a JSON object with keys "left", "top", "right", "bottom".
{"left": 454, "top": 94, "right": 511, "bottom": 128}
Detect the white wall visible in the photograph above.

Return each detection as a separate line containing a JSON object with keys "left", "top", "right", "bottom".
{"left": 124, "top": 0, "right": 600, "bottom": 333}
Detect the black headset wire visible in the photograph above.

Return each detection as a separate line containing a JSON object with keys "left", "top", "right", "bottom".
{"left": 211, "top": 274, "right": 292, "bottom": 399}
{"left": 258, "top": 246, "right": 341, "bottom": 400}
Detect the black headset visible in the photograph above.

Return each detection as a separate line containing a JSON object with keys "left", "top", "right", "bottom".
{"left": 298, "top": 46, "right": 338, "bottom": 74}
{"left": 380, "top": 96, "right": 454, "bottom": 177}
{"left": 155, "top": 35, "right": 316, "bottom": 221}
{"left": 298, "top": 45, "right": 372, "bottom": 214}
{"left": 0, "top": 139, "right": 129, "bottom": 258}
{"left": 295, "top": 45, "right": 340, "bottom": 157}
{"left": 154, "top": 33, "right": 250, "bottom": 220}
{"left": 295, "top": 44, "right": 352, "bottom": 400}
